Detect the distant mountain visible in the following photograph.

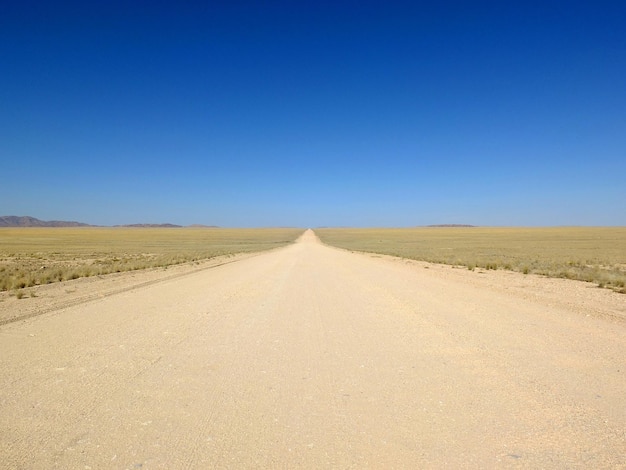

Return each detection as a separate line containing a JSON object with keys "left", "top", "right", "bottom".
{"left": 0, "top": 216, "right": 92, "bottom": 227}
{"left": 188, "top": 224, "right": 219, "bottom": 228}
{"left": 114, "top": 223, "right": 183, "bottom": 228}
{"left": 0, "top": 216, "right": 220, "bottom": 228}
{"left": 427, "top": 224, "right": 476, "bottom": 227}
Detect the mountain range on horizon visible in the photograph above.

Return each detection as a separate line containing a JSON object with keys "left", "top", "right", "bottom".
{"left": 0, "top": 216, "right": 479, "bottom": 229}
{"left": 0, "top": 215, "right": 210, "bottom": 228}
{"left": 0, "top": 215, "right": 92, "bottom": 227}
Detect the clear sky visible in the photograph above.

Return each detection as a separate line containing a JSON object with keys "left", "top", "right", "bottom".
{"left": 1, "top": 1, "right": 625, "bottom": 227}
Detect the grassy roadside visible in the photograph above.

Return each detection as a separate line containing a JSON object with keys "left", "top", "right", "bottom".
{"left": 0, "top": 227, "right": 304, "bottom": 293}
{"left": 315, "top": 227, "right": 626, "bottom": 293}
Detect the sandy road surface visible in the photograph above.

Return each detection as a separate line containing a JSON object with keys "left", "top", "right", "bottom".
{"left": 1, "top": 230, "right": 625, "bottom": 469}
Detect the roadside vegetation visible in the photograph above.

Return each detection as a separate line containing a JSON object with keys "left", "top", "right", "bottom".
{"left": 0, "top": 227, "right": 303, "bottom": 293}
{"left": 315, "top": 227, "right": 626, "bottom": 293}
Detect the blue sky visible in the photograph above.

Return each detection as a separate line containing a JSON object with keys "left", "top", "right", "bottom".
{"left": 1, "top": 1, "right": 625, "bottom": 227}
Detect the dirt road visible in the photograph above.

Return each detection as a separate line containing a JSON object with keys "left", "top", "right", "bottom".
{"left": 1, "top": 230, "right": 625, "bottom": 468}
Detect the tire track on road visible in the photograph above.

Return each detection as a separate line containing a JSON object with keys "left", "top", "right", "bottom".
{"left": 0, "top": 252, "right": 266, "bottom": 327}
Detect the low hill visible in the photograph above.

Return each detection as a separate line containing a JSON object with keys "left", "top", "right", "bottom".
{"left": 0, "top": 216, "right": 92, "bottom": 227}
{"left": 427, "top": 224, "right": 476, "bottom": 227}
{"left": 114, "top": 223, "right": 183, "bottom": 228}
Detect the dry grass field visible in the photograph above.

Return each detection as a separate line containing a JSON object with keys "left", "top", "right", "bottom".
{"left": 316, "top": 227, "right": 626, "bottom": 293}
{"left": 0, "top": 227, "right": 303, "bottom": 294}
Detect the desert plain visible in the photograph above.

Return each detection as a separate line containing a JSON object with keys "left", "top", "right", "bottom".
{"left": 1, "top": 227, "right": 625, "bottom": 468}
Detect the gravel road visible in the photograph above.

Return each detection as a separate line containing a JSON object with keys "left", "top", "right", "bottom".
{"left": 1, "top": 230, "right": 625, "bottom": 468}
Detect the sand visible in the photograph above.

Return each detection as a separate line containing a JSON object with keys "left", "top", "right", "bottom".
{"left": 1, "top": 229, "right": 625, "bottom": 468}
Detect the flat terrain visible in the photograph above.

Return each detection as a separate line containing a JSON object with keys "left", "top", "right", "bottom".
{"left": 316, "top": 227, "right": 626, "bottom": 292}
{"left": 0, "top": 227, "right": 303, "bottom": 292}
{"left": 1, "top": 230, "right": 625, "bottom": 468}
